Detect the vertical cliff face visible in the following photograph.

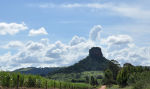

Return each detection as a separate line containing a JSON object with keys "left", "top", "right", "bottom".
{"left": 89, "top": 47, "right": 103, "bottom": 59}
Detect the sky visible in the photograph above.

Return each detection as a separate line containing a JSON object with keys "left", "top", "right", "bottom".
{"left": 0, "top": 0, "right": 150, "bottom": 71}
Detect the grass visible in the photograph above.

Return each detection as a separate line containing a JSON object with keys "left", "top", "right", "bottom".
{"left": 19, "top": 68, "right": 33, "bottom": 71}
{"left": 49, "top": 71, "right": 104, "bottom": 82}
{"left": 106, "top": 85, "right": 133, "bottom": 89}
{"left": 0, "top": 71, "right": 92, "bottom": 89}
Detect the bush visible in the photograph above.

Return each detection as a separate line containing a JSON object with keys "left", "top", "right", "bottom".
{"left": 130, "top": 71, "right": 150, "bottom": 89}
{"left": 27, "top": 75, "right": 36, "bottom": 87}
{"left": 102, "top": 69, "right": 114, "bottom": 86}
{"left": 0, "top": 72, "right": 11, "bottom": 87}
{"left": 117, "top": 64, "right": 135, "bottom": 87}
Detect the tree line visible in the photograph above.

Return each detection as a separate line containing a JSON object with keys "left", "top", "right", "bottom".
{"left": 102, "top": 60, "right": 150, "bottom": 89}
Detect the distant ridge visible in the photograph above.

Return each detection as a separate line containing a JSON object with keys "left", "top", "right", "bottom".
{"left": 14, "top": 47, "right": 110, "bottom": 76}
{"left": 49, "top": 47, "right": 110, "bottom": 74}
{"left": 13, "top": 67, "right": 62, "bottom": 76}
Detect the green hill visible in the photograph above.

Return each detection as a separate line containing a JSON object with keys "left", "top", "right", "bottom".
{"left": 14, "top": 67, "right": 62, "bottom": 76}
{"left": 49, "top": 47, "right": 110, "bottom": 74}
{"left": 14, "top": 47, "right": 110, "bottom": 78}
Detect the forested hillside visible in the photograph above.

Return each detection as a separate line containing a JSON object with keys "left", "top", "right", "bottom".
{"left": 49, "top": 47, "right": 110, "bottom": 74}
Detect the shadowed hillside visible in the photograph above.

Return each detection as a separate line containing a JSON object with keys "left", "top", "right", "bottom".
{"left": 49, "top": 47, "right": 110, "bottom": 74}
{"left": 14, "top": 67, "right": 62, "bottom": 76}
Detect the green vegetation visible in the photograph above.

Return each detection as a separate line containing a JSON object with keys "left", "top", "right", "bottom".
{"left": 128, "top": 71, "right": 150, "bottom": 89}
{"left": 49, "top": 47, "right": 110, "bottom": 74}
{"left": 0, "top": 71, "right": 92, "bottom": 89}
{"left": 107, "top": 85, "right": 133, "bottom": 89}
{"left": 49, "top": 71, "right": 103, "bottom": 87}
{"left": 102, "top": 61, "right": 150, "bottom": 89}
{"left": 9, "top": 47, "right": 150, "bottom": 89}
{"left": 49, "top": 71, "right": 103, "bottom": 81}
{"left": 14, "top": 67, "right": 62, "bottom": 76}
{"left": 102, "top": 69, "right": 114, "bottom": 86}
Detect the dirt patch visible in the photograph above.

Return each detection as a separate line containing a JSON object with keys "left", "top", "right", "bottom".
{"left": 99, "top": 85, "right": 106, "bottom": 89}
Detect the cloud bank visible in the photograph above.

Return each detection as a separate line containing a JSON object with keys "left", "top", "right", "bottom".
{"left": 0, "top": 25, "right": 150, "bottom": 71}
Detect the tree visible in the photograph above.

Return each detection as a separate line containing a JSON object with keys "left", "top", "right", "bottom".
{"left": 108, "top": 60, "right": 120, "bottom": 81}
{"left": 85, "top": 76, "right": 90, "bottom": 83}
{"left": 103, "top": 69, "right": 114, "bottom": 86}
{"left": 117, "top": 63, "right": 135, "bottom": 87}
{"left": 27, "top": 75, "right": 36, "bottom": 87}
{"left": 90, "top": 76, "right": 95, "bottom": 86}
{"left": 90, "top": 76, "right": 98, "bottom": 86}
{"left": 123, "top": 63, "right": 133, "bottom": 67}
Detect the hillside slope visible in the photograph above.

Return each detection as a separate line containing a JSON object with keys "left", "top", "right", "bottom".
{"left": 14, "top": 67, "right": 62, "bottom": 76}
{"left": 49, "top": 47, "right": 110, "bottom": 74}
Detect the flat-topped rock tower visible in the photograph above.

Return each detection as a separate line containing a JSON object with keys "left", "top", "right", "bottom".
{"left": 89, "top": 47, "right": 103, "bottom": 58}
{"left": 50, "top": 47, "right": 110, "bottom": 74}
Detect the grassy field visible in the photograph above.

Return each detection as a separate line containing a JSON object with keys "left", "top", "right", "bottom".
{"left": 106, "top": 85, "right": 133, "bottom": 89}
{"left": 49, "top": 71, "right": 104, "bottom": 82}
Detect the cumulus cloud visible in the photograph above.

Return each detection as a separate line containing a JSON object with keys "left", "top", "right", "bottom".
{"left": 89, "top": 25, "right": 102, "bottom": 41}
{"left": 0, "top": 52, "right": 13, "bottom": 70}
{"left": 29, "top": 27, "right": 48, "bottom": 36}
{"left": 101, "top": 35, "right": 132, "bottom": 45}
{"left": 0, "top": 25, "right": 150, "bottom": 70}
{"left": 40, "top": 38, "right": 49, "bottom": 45}
{"left": 0, "top": 22, "right": 28, "bottom": 35}
{"left": 3, "top": 41, "right": 24, "bottom": 49}
{"left": 106, "top": 47, "right": 150, "bottom": 66}
{"left": 101, "top": 35, "right": 150, "bottom": 66}
{"left": 26, "top": 41, "right": 44, "bottom": 51}
{"left": 69, "top": 35, "right": 86, "bottom": 46}
{"left": 101, "top": 35, "right": 133, "bottom": 52}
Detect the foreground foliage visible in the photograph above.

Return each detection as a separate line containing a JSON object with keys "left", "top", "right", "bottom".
{"left": 107, "top": 85, "right": 132, "bottom": 89}
{"left": 102, "top": 61, "right": 150, "bottom": 89}
{"left": 0, "top": 71, "right": 91, "bottom": 89}
{"left": 128, "top": 71, "right": 150, "bottom": 89}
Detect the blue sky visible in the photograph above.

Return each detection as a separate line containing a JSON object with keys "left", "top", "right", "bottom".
{"left": 0, "top": 0, "right": 150, "bottom": 70}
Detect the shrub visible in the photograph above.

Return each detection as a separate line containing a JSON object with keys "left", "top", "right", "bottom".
{"left": 102, "top": 69, "right": 114, "bottom": 86}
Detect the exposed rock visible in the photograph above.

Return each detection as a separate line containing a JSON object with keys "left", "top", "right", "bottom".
{"left": 49, "top": 47, "right": 110, "bottom": 74}
{"left": 89, "top": 47, "right": 103, "bottom": 58}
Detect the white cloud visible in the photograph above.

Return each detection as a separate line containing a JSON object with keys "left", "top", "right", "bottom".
{"left": 106, "top": 47, "right": 150, "bottom": 66}
{"left": 112, "top": 4, "right": 150, "bottom": 20}
{"left": 0, "top": 22, "right": 28, "bottom": 35}
{"left": 101, "top": 34, "right": 150, "bottom": 66}
{"left": 3, "top": 41, "right": 24, "bottom": 49}
{"left": 69, "top": 35, "right": 86, "bottom": 46}
{"left": 89, "top": 25, "right": 102, "bottom": 41}
{"left": 0, "top": 52, "right": 13, "bottom": 71}
{"left": 29, "top": 27, "right": 48, "bottom": 36}
{"left": 0, "top": 29, "right": 96, "bottom": 70}
{"left": 32, "top": 3, "right": 150, "bottom": 20}
{"left": 40, "top": 38, "right": 49, "bottom": 45}
{"left": 1, "top": 25, "right": 150, "bottom": 70}
{"left": 26, "top": 41, "right": 44, "bottom": 51}
{"left": 34, "top": 3, "right": 111, "bottom": 9}
{"left": 101, "top": 35, "right": 133, "bottom": 45}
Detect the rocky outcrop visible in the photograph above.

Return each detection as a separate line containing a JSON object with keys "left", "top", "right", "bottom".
{"left": 89, "top": 47, "right": 103, "bottom": 58}
{"left": 49, "top": 47, "right": 110, "bottom": 74}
